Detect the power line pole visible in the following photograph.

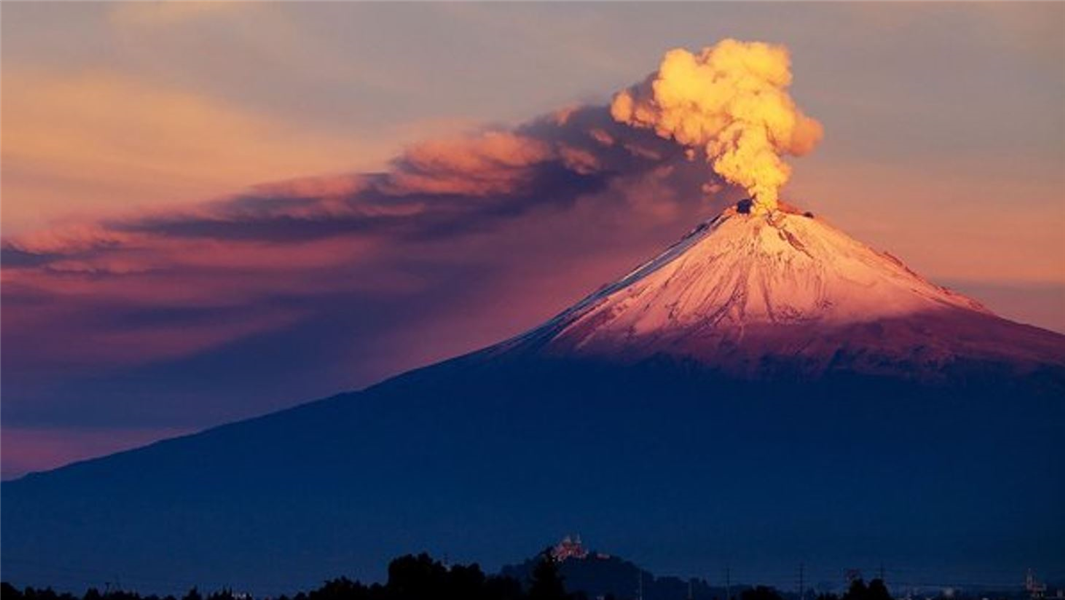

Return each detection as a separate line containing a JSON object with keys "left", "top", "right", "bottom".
{"left": 799, "top": 563, "right": 805, "bottom": 600}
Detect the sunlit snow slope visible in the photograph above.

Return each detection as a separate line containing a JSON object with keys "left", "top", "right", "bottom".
{"left": 502, "top": 202, "right": 1062, "bottom": 377}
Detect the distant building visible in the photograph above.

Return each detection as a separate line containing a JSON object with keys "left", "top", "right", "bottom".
{"left": 552, "top": 534, "right": 589, "bottom": 561}
{"left": 1027, "top": 569, "right": 1047, "bottom": 600}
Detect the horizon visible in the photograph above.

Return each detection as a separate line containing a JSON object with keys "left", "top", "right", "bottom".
{"left": 3, "top": 541, "right": 1058, "bottom": 597}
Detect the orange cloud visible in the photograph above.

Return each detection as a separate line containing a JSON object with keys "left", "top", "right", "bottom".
{"left": 108, "top": 1, "right": 246, "bottom": 29}
{"left": 387, "top": 131, "right": 554, "bottom": 196}
{"left": 612, "top": 40, "right": 823, "bottom": 213}
{"left": 0, "top": 70, "right": 391, "bottom": 234}
{"left": 559, "top": 145, "right": 601, "bottom": 175}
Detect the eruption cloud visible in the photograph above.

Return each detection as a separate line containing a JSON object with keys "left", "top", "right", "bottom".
{"left": 611, "top": 39, "right": 824, "bottom": 213}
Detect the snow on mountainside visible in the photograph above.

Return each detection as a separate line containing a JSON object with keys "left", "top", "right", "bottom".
{"left": 498, "top": 201, "right": 1064, "bottom": 378}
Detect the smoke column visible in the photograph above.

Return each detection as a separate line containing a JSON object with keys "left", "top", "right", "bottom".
{"left": 611, "top": 39, "right": 823, "bottom": 213}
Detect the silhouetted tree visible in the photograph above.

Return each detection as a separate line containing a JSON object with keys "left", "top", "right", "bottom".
{"left": 527, "top": 549, "right": 567, "bottom": 600}
{"left": 387, "top": 553, "right": 450, "bottom": 600}
{"left": 843, "top": 580, "right": 869, "bottom": 600}
{"left": 484, "top": 575, "right": 524, "bottom": 600}
{"left": 742, "top": 586, "right": 783, "bottom": 600}
{"left": 448, "top": 563, "right": 489, "bottom": 600}
{"left": 842, "top": 579, "right": 894, "bottom": 600}
{"left": 308, "top": 577, "right": 369, "bottom": 600}
{"left": 867, "top": 580, "right": 892, "bottom": 600}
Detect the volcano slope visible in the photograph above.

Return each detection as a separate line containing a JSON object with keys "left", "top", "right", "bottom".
{"left": 3, "top": 204, "right": 1063, "bottom": 593}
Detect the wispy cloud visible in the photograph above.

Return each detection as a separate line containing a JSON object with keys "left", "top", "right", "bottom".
{"left": 1, "top": 69, "right": 398, "bottom": 234}
{"left": 4, "top": 104, "right": 700, "bottom": 260}
{"left": 108, "top": 1, "right": 247, "bottom": 29}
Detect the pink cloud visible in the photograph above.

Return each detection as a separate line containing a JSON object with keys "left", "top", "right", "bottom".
{"left": 386, "top": 131, "right": 555, "bottom": 196}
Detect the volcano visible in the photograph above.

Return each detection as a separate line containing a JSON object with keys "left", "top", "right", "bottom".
{"left": 495, "top": 202, "right": 1060, "bottom": 380}
{"left": 3, "top": 202, "right": 1063, "bottom": 594}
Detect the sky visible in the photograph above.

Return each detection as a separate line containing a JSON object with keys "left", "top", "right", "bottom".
{"left": 2, "top": 2, "right": 1064, "bottom": 479}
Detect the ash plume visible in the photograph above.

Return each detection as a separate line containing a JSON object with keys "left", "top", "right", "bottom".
{"left": 611, "top": 39, "right": 823, "bottom": 214}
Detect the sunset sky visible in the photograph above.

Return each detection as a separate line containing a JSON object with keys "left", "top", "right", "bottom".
{"left": 3, "top": 2, "right": 1063, "bottom": 479}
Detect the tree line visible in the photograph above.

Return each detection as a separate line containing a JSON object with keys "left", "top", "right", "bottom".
{"left": 2, "top": 552, "right": 902, "bottom": 600}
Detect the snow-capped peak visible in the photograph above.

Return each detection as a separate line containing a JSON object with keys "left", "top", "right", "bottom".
{"left": 558, "top": 203, "right": 985, "bottom": 339}
{"left": 491, "top": 201, "right": 1064, "bottom": 377}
